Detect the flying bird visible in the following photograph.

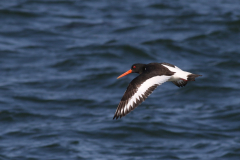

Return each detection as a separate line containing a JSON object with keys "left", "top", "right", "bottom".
{"left": 113, "top": 62, "right": 201, "bottom": 119}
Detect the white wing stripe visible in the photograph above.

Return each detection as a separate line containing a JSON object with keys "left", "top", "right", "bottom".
{"left": 124, "top": 75, "right": 171, "bottom": 112}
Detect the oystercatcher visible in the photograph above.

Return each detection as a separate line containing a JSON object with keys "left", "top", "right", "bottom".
{"left": 113, "top": 62, "right": 201, "bottom": 119}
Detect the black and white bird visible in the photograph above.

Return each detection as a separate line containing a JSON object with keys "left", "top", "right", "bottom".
{"left": 113, "top": 62, "right": 201, "bottom": 119}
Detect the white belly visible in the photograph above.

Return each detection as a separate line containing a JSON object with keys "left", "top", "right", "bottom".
{"left": 161, "top": 64, "right": 191, "bottom": 81}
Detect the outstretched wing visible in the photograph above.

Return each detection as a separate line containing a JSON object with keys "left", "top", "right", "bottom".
{"left": 113, "top": 75, "right": 171, "bottom": 119}
{"left": 172, "top": 79, "right": 188, "bottom": 87}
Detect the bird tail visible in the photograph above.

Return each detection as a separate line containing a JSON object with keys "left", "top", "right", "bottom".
{"left": 187, "top": 74, "right": 202, "bottom": 81}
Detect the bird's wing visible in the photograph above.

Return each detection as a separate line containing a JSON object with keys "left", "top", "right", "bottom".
{"left": 172, "top": 79, "right": 188, "bottom": 87}
{"left": 113, "top": 75, "right": 171, "bottom": 119}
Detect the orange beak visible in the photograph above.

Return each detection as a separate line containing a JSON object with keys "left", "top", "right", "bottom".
{"left": 117, "top": 69, "right": 132, "bottom": 79}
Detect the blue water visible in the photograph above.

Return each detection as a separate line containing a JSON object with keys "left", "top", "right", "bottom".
{"left": 0, "top": 0, "right": 240, "bottom": 159}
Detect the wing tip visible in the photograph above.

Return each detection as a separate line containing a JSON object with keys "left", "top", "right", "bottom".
{"left": 113, "top": 115, "right": 117, "bottom": 120}
{"left": 113, "top": 115, "right": 122, "bottom": 120}
{"left": 172, "top": 80, "right": 188, "bottom": 88}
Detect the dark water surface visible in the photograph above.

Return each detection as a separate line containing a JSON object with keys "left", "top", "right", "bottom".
{"left": 0, "top": 0, "right": 240, "bottom": 159}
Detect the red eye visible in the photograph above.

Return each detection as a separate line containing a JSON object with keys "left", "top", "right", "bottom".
{"left": 133, "top": 66, "right": 136, "bottom": 69}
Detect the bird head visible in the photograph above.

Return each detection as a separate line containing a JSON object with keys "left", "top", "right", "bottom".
{"left": 117, "top": 63, "right": 146, "bottom": 79}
